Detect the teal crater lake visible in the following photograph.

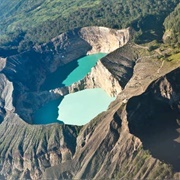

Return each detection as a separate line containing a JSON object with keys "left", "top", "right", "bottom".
{"left": 41, "top": 53, "right": 106, "bottom": 90}
{"left": 34, "top": 53, "right": 115, "bottom": 125}
{"left": 62, "top": 53, "right": 106, "bottom": 86}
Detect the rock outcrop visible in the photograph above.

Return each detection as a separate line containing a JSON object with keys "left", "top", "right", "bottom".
{"left": 0, "top": 73, "right": 14, "bottom": 122}
{"left": 69, "top": 60, "right": 122, "bottom": 97}
{"left": 53, "top": 44, "right": 137, "bottom": 97}
{"left": 53, "top": 60, "right": 122, "bottom": 97}
{"left": 80, "top": 27, "right": 130, "bottom": 54}
{"left": 0, "top": 113, "right": 79, "bottom": 179}
{"left": 0, "top": 58, "right": 6, "bottom": 71}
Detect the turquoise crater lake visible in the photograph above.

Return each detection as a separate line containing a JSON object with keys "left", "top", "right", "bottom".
{"left": 34, "top": 53, "right": 115, "bottom": 125}
{"left": 58, "top": 89, "right": 115, "bottom": 125}
{"left": 63, "top": 53, "right": 106, "bottom": 86}
{"left": 41, "top": 53, "right": 106, "bottom": 90}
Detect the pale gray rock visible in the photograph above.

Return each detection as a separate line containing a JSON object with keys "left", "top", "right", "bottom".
{"left": 0, "top": 73, "right": 14, "bottom": 122}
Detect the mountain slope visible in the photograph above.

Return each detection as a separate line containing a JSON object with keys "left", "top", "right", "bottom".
{"left": 0, "top": 30, "right": 180, "bottom": 178}
{"left": 0, "top": 0, "right": 179, "bottom": 53}
{"left": 0, "top": 0, "right": 100, "bottom": 33}
{"left": 164, "top": 3, "right": 180, "bottom": 46}
{"left": 0, "top": 1, "right": 180, "bottom": 179}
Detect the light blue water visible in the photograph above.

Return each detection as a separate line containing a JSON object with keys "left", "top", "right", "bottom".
{"left": 58, "top": 89, "right": 115, "bottom": 125}
{"left": 62, "top": 53, "right": 106, "bottom": 86}
{"left": 33, "top": 53, "right": 115, "bottom": 125}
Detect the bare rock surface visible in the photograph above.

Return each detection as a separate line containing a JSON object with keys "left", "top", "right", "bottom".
{"left": 0, "top": 73, "right": 14, "bottom": 122}
{"left": 79, "top": 27, "right": 130, "bottom": 54}
{"left": 0, "top": 27, "right": 180, "bottom": 179}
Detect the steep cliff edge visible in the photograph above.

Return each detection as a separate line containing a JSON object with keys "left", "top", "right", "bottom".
{"left": 53, "top": 60, "right": 123, "bottom": 97}
{"left": 80, "top": 27, "right": 130, "bottom": 54}
{"left": 53, "top": 43, "right": 137, "bottom": 97}
{"left": 69, "top": 43, "right": 137, "bottom": 97}
{"left": 35, "top": 26, "right": 130, "bottom": 73}
{"left": 0, "top": 113, "right": 80, "bottom": 179}
{"left": 127, "top": 68, "right": 180, "bottom": 171}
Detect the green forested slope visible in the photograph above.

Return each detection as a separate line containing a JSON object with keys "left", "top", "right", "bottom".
{"left": 0, "top": 0, "right": 179, "bottom": 53}
{"left": 0, "top": 0, "right": 100, "bottom": 34}
{"left": 164, "top": 3, "right": 180, "bottom": 46}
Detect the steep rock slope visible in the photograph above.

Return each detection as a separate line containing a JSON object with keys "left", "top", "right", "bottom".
{"left": 35, "top": 26, "right": 130, "bottom": 73}
{"left": 43, "top": 50, "right": 180, "bottom": 180}
{"left": 0, "top": 74, "right": 14, "bottom": 122}
{"left": 53, "top": 43, "right": 137, "bottom": 97}
{"left": 127, "top": 68, "right": 180, "bottom": 171}
{"left": 0, "top": 114, "right": 79, "bottom": 179}
{"left": 0, "top": 40, "right": 180, "bottom": 179}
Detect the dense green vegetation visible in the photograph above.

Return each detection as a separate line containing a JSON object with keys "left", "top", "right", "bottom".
{"left": 0, "top": 0, "right": 179, "bottom": 54}
{"left": 164, "top": 3, "right": 180, "bottom": 46}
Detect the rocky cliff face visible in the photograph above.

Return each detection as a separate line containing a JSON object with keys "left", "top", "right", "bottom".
{"left": 127, "top": 68, "right": 180, "bottom": 172}
{"left": 0, "top": 114, "right": 79, "bottom": 179}
{"left": 0, "top": 58, "right": 6, "bottom": 71}
{"left": 70, "top": 60, "right": 122, "bottom": 97}
{"left": 53, "top": 44, "right": 137, "bottom": 97}
{"left": 35, "top": 26, "right": 130, "bottom": 73}
{"left": 0, "top": 73, "right": 14, "bottom": 123}
{"left": 0, "top": 26, "right": 180, "bottom": 179}
{"left": 0, "top": 26, "right": 130, "bottom": 123}
{"left": 53, "top": 60, "right": 122, "bottom": 97}
{"left": 79, "top": 27, "right": 130, "bottom": 54}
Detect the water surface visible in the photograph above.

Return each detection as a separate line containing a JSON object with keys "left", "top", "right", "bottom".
{"left": 41, "top": 53, "right": 106, "bottom": 90}
{"left": 34, "top": 53, "right": 111, "bottom": 125}
{"left": 62, "top": 53, "right": 106, "bottom": 86}
{"left": 58, "top": 88, "right": 115, "bottom": 125}
{"left": 33, "top": 98, "right": 63, "bottom": 125}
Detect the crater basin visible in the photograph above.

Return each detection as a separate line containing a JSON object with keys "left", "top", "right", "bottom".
{"left": 33, "top": 53, "right": 115, "bottom": 125}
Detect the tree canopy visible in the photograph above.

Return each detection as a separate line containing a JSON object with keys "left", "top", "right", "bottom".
{"left": 164, "top": 3, "right": 180, "bottom": 46}
{"left": 0, "top": 0, "right": 179, "bottom": 54}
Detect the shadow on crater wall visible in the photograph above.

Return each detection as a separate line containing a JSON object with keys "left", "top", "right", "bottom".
{"left": 40, "top": 60, "right": 79, "bottom": 91}
{"left": 32, "top": 97, "right": 64, "bottom": 125}
{"left": 126, "top": 70, "right": 180, "bottom": 171}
